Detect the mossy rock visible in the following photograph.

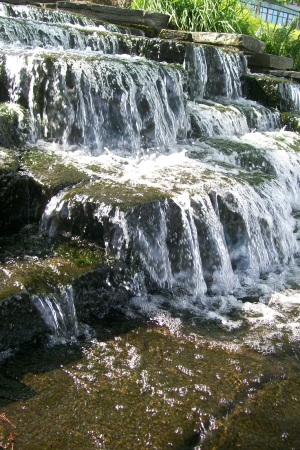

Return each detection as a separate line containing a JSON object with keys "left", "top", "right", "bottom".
{"left": 0, "top": 221, "right": 110, "bottom": 301}
{"left": 21, "top": 147, "right": 88, "bottom": 194}
{"left": 0, "top": 147, "right": 19, "bottom": 175}
{"left": 241, "top": 74, "right": 297, "bottom": 111}
{"left": 0, "top": 171, "right": 47, "bottom": 235}
{"left": 61, "top": 179, "right": 170, "bottom": 209}
{"left": 188, "top": 137, "right": 276, "bottom": 180}
{"left": 281, "top": 112, "right": 300, "bottom": 134}
{"left": 72, "top": 262, "right": 132, "bottom": 323}
{"left": 44, "top": 179, "right": 171, "bottom": 246}
{"left": 0, "top": 254, "right": 105, "bottom": 302}
{"left": 0, "top": 103, "right": 30, "bottom": 148}
{"left": 0, "top": 291, "right": 49, "bottom": 351}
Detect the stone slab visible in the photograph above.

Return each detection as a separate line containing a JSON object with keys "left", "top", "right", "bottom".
{"left": 2, "top": 0, "right": 27, "bottom": 4}
{"left": 56, "top": 3, "right": 169, "bottom": 29}
{"left": 90, "top": 4, "right": 169, "bottom": 29}
{"left": 57, "top": 1, "right": 91, "bottom": 9}
{"left": 191, "top": 32, "right": 266, "bottom": 53}
{"left": 247, "top": 53, "right": 294, "bottom": 70}
{"left": 159, "top": 29, "right": 192, "bottom": 42}
{"left": 269, "top": 70, "right": 300, "bottom": 81}
{"left": 282, "top": 71, "right": 300, "bottom": 80}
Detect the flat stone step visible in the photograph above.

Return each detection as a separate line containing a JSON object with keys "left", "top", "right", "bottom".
{"left": 159, "top": 29, "right": 192, "bottom": 42}
{"left": 56, "top": 2, "right": 169, "bottom": 29}
{"left": 191, "top": 32, "right": 266, "bottom": 53}
{"left": 247, "top": 53, "right": 294, "bottom": 70}
{"left": 269, "top": 70, "right": 300, "bottom": 81}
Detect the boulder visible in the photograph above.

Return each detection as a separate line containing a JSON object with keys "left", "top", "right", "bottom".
{"left": 191, "top": 32, "right": 266, "bottom": 53}
{"left": 247, "top": 53, "right": 293, "bottom": 70}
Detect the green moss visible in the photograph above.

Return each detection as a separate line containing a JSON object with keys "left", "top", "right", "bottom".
{"left": 55, "top": 240, "right": 108, "bottom": 267}
{"left": 0, "top": 236, "right": 108, "bottom": 301}
{"left": 242, "top": 74, "right": 293, "bottom": 110}
{"left": 281, "top": 112, "right": 300, "bottom": 134}
{"left": 234, "top": 171, "right": 274, "bottom": 186}
{"left": 62, "top": 179, "right": 171, "bottom": 209}
{"left": 85, "top": 163, "right": 123, "bottom": 177}
{"left": 206, "top": 137, "right": 259, "bottom": 156}
{"left": 0, "top": 103, "right": 29, "bottom": 148}
{"left": 0, "top": 147, "right": 19, "bottom": 174}
{"left": 21, "top": 148, "right": 87, "bottom": 191}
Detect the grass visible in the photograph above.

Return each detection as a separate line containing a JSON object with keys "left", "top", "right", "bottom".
{"left": 132, "top": 0, "right": 249, "bottom": 33}
{"left": 132, "top": 0, "right": 300, "bottom": 71}
{"left": 256, "top": 18, "right": 300, "bottom": 71}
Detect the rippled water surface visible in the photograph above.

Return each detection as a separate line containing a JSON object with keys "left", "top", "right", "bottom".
{"left": 1, "top": 300, "right": 300, "bottom": 449}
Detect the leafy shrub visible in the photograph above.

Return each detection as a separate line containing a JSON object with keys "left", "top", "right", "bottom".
{"left": 131, "top": 0, "right": 249, "bottom": 33}
{"left": 257, "top": 18, "right": 300, "bottom": 71}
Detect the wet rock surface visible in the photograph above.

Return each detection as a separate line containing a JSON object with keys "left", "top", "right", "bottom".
{"left": 242, "top": 73, "right": 300, "bottom": 111}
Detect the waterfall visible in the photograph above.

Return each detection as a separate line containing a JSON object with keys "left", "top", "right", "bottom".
{"left": 0, "top": 2, "right": 128, "bottom": 31}
{"left": 30, "top": 286, "right": 79, "bottom": 340}
{"left": 279, "top": 82, "right": 300, "bottom": 111}
{"left": 1, "top": 2, "right": 300, "bottom": 327}
{"left": 1, "top": 48, "right": 188, "bottom": 153}
{"left": 2, "top": 5, "right": 300, "bottom": 447}
{"left": 184, "top": 45, "right": 247, "bottom": 101}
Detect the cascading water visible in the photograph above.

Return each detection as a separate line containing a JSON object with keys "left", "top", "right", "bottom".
{"left": 1, "top": 3, "right": 300, "bottom": 449}
{"left": 30, "top": 286, "right": 79, "bottom": 340}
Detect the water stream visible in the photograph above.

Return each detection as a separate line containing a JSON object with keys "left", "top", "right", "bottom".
{"left": 1, "top": 3, "right": 300, "bottom": 449}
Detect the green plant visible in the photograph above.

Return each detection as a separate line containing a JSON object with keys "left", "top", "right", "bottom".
{"left": 131, "top": 0, "right": 248, "bottom": 33}
{"left": 257, "top": 18, "right": 300, "bottom": 71}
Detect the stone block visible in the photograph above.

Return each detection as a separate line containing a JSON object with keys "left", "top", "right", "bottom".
{"left": 247, "top": 53, "right": 294, "bottom": 70}
{"left": 159, "top": 29, "right": 192, "bottom": 42}
{"left": 57, "top": 1, "right": 91, "bottom": 9}
{"left": 283, "top": 71, "right": 300, "bottom": 80}
{"left": 191, "top": 32, "right": 266, "bottom": 53}
{"left": 90, "top": 4, "right": 169, "bottom": 29}
{"left": 3, "top": 0, "right": 27, "bottom": 4}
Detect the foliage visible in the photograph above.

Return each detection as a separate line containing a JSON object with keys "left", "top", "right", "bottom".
{"left": 132, "top": 0, "right": 300, "bottom": 71}
{"left": 55, "top": 240, "right": 107, "bottom": 267}
{"left": 131, "top": 0, "right": 249, "bottom": 33}
{"left": 257, "top": 18, "right": 300, "bottom": 71}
